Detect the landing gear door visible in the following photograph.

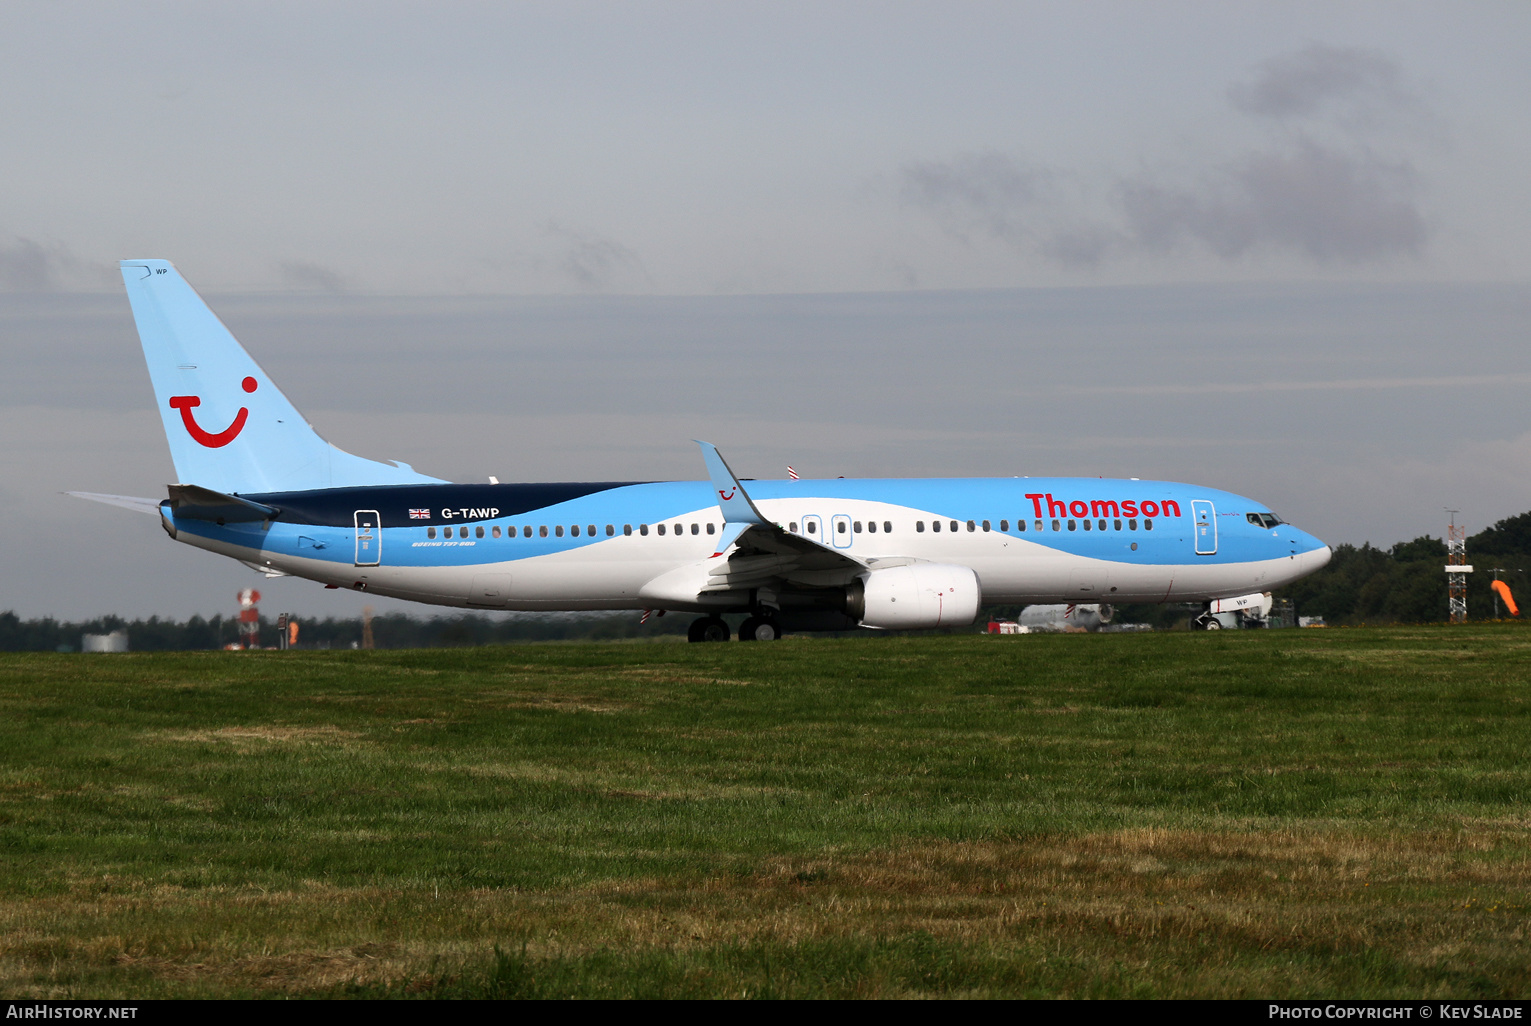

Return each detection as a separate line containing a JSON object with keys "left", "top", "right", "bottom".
{"left": 354, "top": 510, "right": 381, "bottom": 566}
{"left": 1191, "top": 500, "right": 1217, "bottom": 555}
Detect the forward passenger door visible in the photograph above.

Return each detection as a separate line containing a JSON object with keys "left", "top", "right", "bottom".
{"left": 1191, "top": 500, "right": 1217, "bottom": 555}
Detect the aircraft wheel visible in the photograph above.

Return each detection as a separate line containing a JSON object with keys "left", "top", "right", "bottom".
{"left": 688, "top": 616, "right": 731, "bottom": 643}
{"left": 1204, "top": 618, "right": 1222, "bottom": 630}
{"left": 739, "top": 617, "right": 780, "bottom": 642}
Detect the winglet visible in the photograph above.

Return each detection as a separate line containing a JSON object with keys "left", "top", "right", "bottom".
{"left": 695, "top": 441, "right": 768, "bottom": 528}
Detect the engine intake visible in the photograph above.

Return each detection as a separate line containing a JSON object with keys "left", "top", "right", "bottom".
{"left": 846, "top": 564, "right": 981, "bottom": 630}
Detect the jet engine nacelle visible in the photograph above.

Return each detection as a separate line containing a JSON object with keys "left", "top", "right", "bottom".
{"left": 846, "top": 563, "right": 981, "bottom": 630}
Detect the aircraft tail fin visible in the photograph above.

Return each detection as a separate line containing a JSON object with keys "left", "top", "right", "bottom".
{"left": 120, "top": 260, "right": 444, "bottom": 494}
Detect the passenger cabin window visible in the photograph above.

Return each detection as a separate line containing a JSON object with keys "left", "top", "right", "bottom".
{"left": 606, "top": 525, "right": 614, "bottom": 536}
{"left": 523, "top": 526, "right": 533, "bottom": 538}
{"left": 806, "top": 521, "right": 816, "bottom": 534}
{"left": 657, "top": 524, "right": 665, "bottom": 536}
{"left": 950, "top": 520, "right": 959, "bottom": 532}
{"left": 1068, "top": 520, "right": 1076, "bottom": 531}
{"left": 639, "top": 524, "right": 649, "bottom": 536}
{"left": 555, "top": 525, "right": 564, "bottom": 537}
{"left": 623, "top": 524, "right": 632, "bottom": 536}
{"left": 691, "top": 523, "right": 699, "bottom": 535}
{"left": 837, "top": 520, "right": 846, "bottom": 533}
{"left": 476, "top": 526, "right": 484, "bottom": 538}
{"left": 1083, "top": 519, "right": 1091, "bottom": 531}
{"left": 492, "top": 526, "right": 501, "bottom": 538}
{"left": 1098, "top": 519, "right": 1106, "bottom": 531}
{"left": 967, "top": 520, "right": 976, "bottom": 532}
{"left": 588, "top": 524, "right": 596, "bottom": 536}
{"left": 1144, "top": 519, "right": 1154, "bottom": 530}
{"left": 916, "top": 521, "right": 925, "bottom": 532}
{"left": 427, "top": 527, "right": 436, "bottom": 539}
{"left": 706, "top": 523, "right": 715, "bottom": 535}
{"left": 931, "top": 520, "right": 941, "bottom": 532}
{"left": 571, "top": 525, "right": 580, "bottom": 537}
{"left": 1128, "top": 519, "right": 1137, "bottom": 530}
{"left": 853, "top": 521, "right": 863, "bottom": 533}
{"left": 674, "top": 523, "right": 682, "bottom": 535}
{"left": 789, "top": 523, "right": 799, "bottom": 533}
{"left": 1037, "top": 520, "right": 1046, "bottom": 532}
{"left": 1114, "top": 519, "right": 1121, "bottom": 531}
{"left": 884, "top": 521, "right": 892, "bottom": 533}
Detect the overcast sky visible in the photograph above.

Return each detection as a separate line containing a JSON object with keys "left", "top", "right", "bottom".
{"left": 3, "top": 2, "right": 1530, "bottom": 620}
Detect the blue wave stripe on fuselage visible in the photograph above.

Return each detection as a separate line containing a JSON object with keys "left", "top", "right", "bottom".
{"left": 186, "top": 477, "right": 1324, "bottom": 569}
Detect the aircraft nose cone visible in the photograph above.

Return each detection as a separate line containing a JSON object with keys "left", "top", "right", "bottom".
{"left": 1315, "top": 544, "right": 1333, "bottom": 569}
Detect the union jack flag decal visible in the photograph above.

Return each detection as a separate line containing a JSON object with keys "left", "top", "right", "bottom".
{"left": 408, "top": 508, "right": 431, "bottom": 519}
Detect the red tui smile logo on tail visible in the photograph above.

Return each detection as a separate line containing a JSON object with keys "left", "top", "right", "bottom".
{"left": 169, "top": 376, "right": 257, "bottom": 448}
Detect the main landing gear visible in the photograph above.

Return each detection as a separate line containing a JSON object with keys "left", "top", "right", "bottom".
{"left": 686, "top": 615, "right": 783, "bottom": 642}
{"left": 687, "top": 616, "right": 732, "bottom": 643}
{"left": 737, "top": 616, "right": 781, "bottom": 642}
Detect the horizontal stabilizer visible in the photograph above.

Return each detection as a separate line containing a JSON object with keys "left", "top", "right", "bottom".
{"left": 167, "top": 484, "right": 280, "bottom": 522}
{"left": 65, "top": 491, "right": 163, "bottom": 516}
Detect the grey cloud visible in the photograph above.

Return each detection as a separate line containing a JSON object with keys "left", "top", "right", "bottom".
{"left": 899, "top": 152, "right": 1048, "bottom": 246}
{"left": 1121, "top": 139, "right": 1424, "bottom": 261}
{"left": 0, "top": 237, "right": 112, "bottom": 292}
{"left": 1039, "top": 225, "right": 1118, "bottom": 266}
{"left": 278, "top": 260, "right": 350, "bottom": 293}
{"left": 1228, "top": 43, "right": 1415, "bottom": 124}
{"left": 544, "top": 222, "right": 652, "bottom": 292}
{"left": 902, "top": 45, "right": 1429, "bottom": 268}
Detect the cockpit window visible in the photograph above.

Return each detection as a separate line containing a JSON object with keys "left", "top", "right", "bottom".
{"left": 1247, "top": 512, "right": 1283, "bottom": 529}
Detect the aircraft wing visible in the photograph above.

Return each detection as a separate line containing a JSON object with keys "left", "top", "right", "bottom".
{"left": 694, "top": 441, "right": 867, "bottom": 591}
{"left": 65, "top": 491, "right": 164, "bottom": 516}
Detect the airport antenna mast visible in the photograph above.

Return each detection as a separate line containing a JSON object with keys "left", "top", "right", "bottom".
{"left": 1445, "top": 509, "right": 1469, "bottom": 624}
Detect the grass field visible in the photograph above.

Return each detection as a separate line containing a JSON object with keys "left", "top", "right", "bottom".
{"left": 2, "top": 626, "right": 1529, "bottom": 999}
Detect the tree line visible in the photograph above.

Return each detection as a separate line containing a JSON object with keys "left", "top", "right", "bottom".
{"left": 1277, "top": 511, "right": 1531, "bottom": 625}
{"left": 0, "top": 609, "right": 691, "bottom": 652}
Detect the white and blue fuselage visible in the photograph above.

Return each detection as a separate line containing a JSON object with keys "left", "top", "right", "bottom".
{"left": 164, "top": 476, "right": 1329, "bottom": 613}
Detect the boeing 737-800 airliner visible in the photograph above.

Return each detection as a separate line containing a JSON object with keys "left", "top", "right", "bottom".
{"left": 72, "top": 260, "right": 1331, "bottom": 641}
